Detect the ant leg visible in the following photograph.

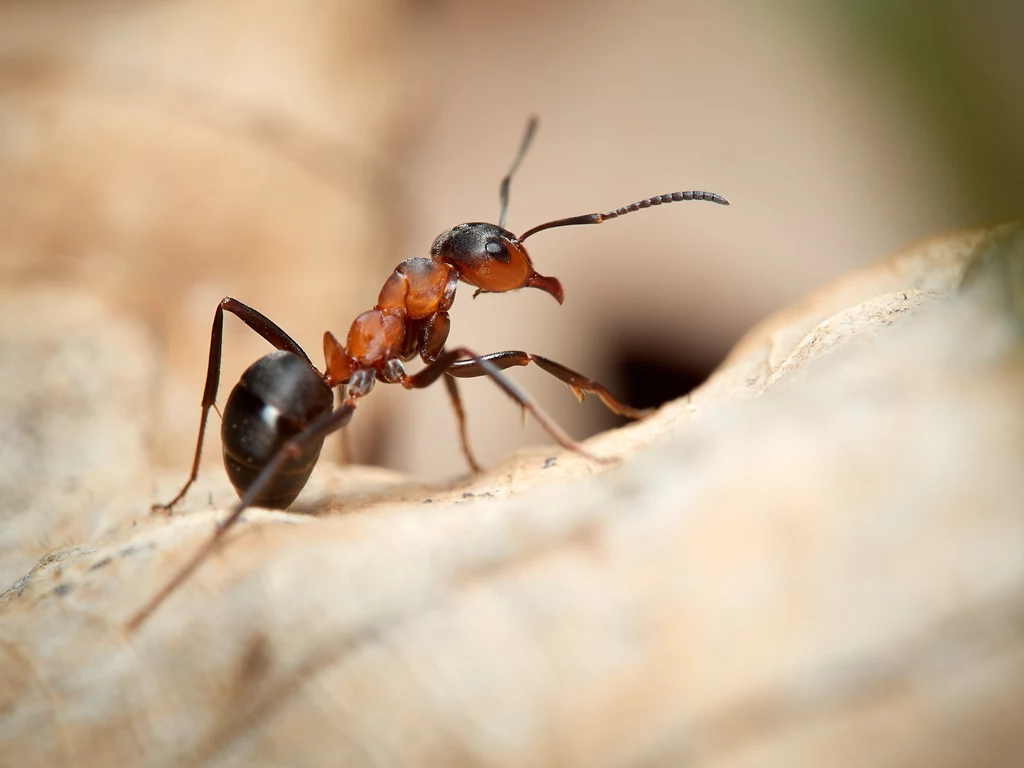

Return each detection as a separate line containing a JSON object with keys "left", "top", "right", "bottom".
{"left": 128, "top": 399, "right": 357, "bottom": 632}
{"left": 400, "top": 347, "right": 610, "bottom": 464}
{"left": 335, "top": 385, "right": 354, "bottom": 465}
{"left": 447, "top": 351, "right": 649, "bottom": 419}
{"left": 443, "top": 375, "right": 483, "bottom": 473}
{"left": 418, "top": 312, "right": 482, "bottom": 473}
{"left": 154, "top": 297, "right": 315, "bottom": 513}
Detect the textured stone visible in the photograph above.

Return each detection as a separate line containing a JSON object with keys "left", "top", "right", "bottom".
{"left": 2, "top": 222, "right": 1021, "bottom": 766}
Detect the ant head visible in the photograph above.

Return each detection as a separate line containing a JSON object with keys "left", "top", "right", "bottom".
{"left": 431, "top": 222, "right": 564, "bottom": 304}
{"left": 428, "top": 117, "right": 730, "bottom": 307}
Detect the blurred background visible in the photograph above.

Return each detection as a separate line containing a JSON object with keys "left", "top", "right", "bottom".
{"left": 1, "top": 0, "right": 1021, "bottom": 480}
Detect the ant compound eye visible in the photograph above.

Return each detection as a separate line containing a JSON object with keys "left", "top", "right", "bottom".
{"left": 431, "top": 223, "right": 509, "bottom": 264}
{"left": 484, "top": 239, "right": 511, "bottom": 263}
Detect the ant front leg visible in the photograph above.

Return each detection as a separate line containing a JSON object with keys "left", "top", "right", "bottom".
{"left": 154, "top": 297, "right": 315, "bottom": 514}
{"left": 446, "top": 351, "right": 649, "bottom": 420}
{"left": 128, "top": 398, "right": 357, "bottom": 632}
{"left": 386, "top": 346, "right": 610, "bottom": 464}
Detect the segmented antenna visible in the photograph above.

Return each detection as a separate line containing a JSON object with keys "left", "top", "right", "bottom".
{"left": 498, "top": 117, "right": 539, "bottom": 229}
{"left": 518, "top": 190, "right": 730, "bottom": 242}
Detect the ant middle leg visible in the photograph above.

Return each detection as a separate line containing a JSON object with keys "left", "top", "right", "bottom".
{"left": 446, "top": 352, "right": 649, "bottom": 420}
{"left": 442, "top": 375, "right": 482, "bottom": 473}
{"left": 416, "top": 312, "right": 482, "bottom": 473}
{"left": 155, "top": 297, "right": 317, "bottom": 513}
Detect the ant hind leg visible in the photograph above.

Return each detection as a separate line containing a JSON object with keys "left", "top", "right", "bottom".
{"left": 154, "top": 297, "right": 315, "bottom": 514}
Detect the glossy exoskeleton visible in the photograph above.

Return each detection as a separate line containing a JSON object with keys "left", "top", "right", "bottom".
{"left": 221, "top": 350, "right": 334, "bottom": 509}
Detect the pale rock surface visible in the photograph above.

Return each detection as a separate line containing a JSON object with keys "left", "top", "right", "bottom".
{"left": 1, "top": 224, "right": 1022, "bottom": 766}
{"left": 0, "top": 0, "right": 417, "bottom": 468}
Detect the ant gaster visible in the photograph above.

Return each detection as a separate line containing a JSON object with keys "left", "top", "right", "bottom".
{"left": 127, "top": 118, "right": 729, "bottom": 630}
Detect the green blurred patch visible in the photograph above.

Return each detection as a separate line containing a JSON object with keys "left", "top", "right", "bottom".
{"left": 801, "top": 0, "right": 1024, "bottom": 222}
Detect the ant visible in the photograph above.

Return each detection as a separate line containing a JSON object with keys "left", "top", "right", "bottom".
{"left": 127, "top": 118, "right": 729, "bottom": 630}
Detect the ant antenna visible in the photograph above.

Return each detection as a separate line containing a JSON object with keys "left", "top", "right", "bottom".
{"left": 519, "top": 190, "right": 730, "bottom": 242}
{"left": 498, "top": 116, "right": 539, "bottom": 229}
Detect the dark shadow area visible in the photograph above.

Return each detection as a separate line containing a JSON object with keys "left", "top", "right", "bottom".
{"left": 607, "top": 340, "right": 724, "bottom": 423}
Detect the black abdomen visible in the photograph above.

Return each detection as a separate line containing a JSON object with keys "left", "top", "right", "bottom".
{"left": 221, "top": 350, "right": 334, "bottom": 509}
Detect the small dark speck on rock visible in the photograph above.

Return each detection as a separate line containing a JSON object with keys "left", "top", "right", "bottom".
{"left": 53, "top": 583, "right": 74, "bottom": 597}
{"left": 90, "top": 556, "right": 113, "bottom": 571}
{"left": 422, "top": 499, "right": 433, "bottom": 504}
{"left": 3, "top": 573, "right": 31, "bottom": 599}
{"left": 543, "top": 457, "right": 557, "bottom": 469}
{"left": 462, "top": 492, "right": 474, "bottom": 499}
{"left": 119, "top": 543, "right": 157, "bottom": 558}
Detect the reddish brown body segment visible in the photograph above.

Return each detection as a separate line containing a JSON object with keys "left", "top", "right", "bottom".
{"left": 128, "top": 118, "right": 729, "bottom": 632}
{"left": 346, "top": 310, "right": 405, "bottom": 365}
{"left": 378, "top": 258, "right": 453, "bottom": 319}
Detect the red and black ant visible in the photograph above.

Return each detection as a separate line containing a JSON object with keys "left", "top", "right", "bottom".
{"left": 127, "top": 118, "right": 728, "bottom": 630}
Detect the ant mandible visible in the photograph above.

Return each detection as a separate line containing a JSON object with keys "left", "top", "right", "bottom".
{"left": 127, "top": 118, "right": 729, "bottom": 630}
